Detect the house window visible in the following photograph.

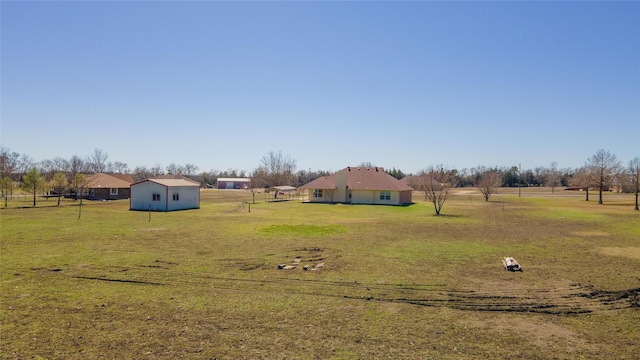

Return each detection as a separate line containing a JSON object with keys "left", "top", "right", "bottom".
{"left": 110, "top": 188, "right": 118, "bottom": 196}
{"left": 172, "top": 193, "right": 179, "bottom": 201}
{"left": 152, "top": 193, "right": 161, "bottom": 201}
{"left": 380, "top": 191, "right": 391, "bottom": 200}
{"left": 312, "top": 189, "right": 323, "bottom": 198}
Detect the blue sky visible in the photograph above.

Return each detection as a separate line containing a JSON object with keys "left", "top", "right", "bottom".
{"left": 1, "top": 1, "right": 638, "bottom": 174}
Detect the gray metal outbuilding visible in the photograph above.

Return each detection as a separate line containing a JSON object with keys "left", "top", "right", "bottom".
{"left": 130, "top": 178, "right": 200, "bottom": 211}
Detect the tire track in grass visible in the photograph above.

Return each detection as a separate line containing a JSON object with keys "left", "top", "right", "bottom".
{"left": 37, "top": 264, "right": 639, "bottom": 315}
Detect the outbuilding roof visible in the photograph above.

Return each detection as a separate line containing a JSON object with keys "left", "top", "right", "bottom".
{"left": 270, "top": 185, "right": 297, "bottom": 192}
{"left": 132, "top": 178, "right": 200, "bottom": 187}
{"left": 217, "top": 178, "right": 251, "bottom": 182}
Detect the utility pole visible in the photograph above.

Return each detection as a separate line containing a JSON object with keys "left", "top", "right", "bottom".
{"left": 518, "top": 163, "right": 521, "bottom": 198}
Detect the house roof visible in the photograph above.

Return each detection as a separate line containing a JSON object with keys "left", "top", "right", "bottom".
{"left": 110, "top": 173, "right": 135, "bottom": 183}
{"left": 401, "top": 175, "right": 421, "bottom": 187}
{"left": 299, "top": 176, "right": 337, "bottom": 190}
{"left": 299, "top": 166, "right": 413, "bottom": 191}
{"left": 87, "top": 173, "right": 133, "bottom": 189}
{"left": 132, "top": 178, "right": 201, "bottom": 187}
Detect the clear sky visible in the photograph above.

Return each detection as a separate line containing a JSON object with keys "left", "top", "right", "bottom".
{"left": 1, "top": 1, "right": 638, "bottom": 174}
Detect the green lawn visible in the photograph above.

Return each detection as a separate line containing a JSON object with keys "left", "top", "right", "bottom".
{"left": 1, "top": 188, "right": 639, "bottom": 359}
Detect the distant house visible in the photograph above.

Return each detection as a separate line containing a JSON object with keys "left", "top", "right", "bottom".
{"left": 299, "top": 166, "right": 413, "bottom": 205}
{"left": 217, "top": 178, "right": 251, "bottom": 189}
{"left": 130, "top": 179, "right": 200, "bottom": 211}
{"left": 86, "top": 173, "right": 133, "bottom": 200}
{"left": 400, "top": 175, "right": 422, "bottom": 190}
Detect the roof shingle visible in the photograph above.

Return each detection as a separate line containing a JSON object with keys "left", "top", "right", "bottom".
{"left": 299, "top": 166, "right": 413, "bottom": 191}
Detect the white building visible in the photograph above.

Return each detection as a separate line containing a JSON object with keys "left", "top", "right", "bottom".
{"left": 130, "top": 179, "right": 200, "bottom": 211}
{"left": 216, "top": 178, "right": 251, "bottom": 189}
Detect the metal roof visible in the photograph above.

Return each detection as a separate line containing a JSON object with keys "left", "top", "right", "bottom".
{"left": 270, "top": 185, "right": 297, "bottom": 192}
{"left": 133, "top": 178, "right": 200, "bottom": 187}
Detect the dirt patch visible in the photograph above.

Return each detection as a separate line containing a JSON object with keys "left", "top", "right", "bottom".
{"left": 465, "top": 312, "right": 598, "bottom": 354}
{"left": 275, "top": 247, "right": 331, "bottom": 271}
{"left": 597, "top": 247, "right": 640, "bottom": 260}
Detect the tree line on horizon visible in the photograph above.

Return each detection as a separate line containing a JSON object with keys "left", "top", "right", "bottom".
{"left": 1, "top": 146, "right": 638, "bottom": 211}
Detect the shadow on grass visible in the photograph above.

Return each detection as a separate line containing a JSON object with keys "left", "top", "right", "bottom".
{"left": 431, "top": 213, "right": 465, "bottom": 218}
{"left": 302, "top": 202, "right": 417, "bottom": 207}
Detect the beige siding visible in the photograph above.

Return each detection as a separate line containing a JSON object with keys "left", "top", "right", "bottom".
{"left": 334, "top": 170, "right": 348, "bottom": 203}
{"left": 351, "top": 190, "right": 373, "bottom": 204}
{"left": 306, "top": 188, "right": 333, "bottom": 203}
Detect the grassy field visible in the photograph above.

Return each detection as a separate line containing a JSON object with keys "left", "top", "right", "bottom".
{"left": 1, "top": 188, "right": 639, "bottom": 359}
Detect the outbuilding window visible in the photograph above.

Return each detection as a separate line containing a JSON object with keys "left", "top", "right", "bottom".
{"left": 110, "top": 188, "right": 118, "bottom": 196}
{"left": 172, "top": 193, "right": 179, "bottom": 201}
{"left": 152, "top": 193, "right": 161, "bottom": 201}
{"left": 380, "top": 191, "right": 391, "bottom": 200}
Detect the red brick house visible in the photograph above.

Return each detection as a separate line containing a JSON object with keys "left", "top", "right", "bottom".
{"left": 86, "top": 173, "right": 133, "bottom": 200}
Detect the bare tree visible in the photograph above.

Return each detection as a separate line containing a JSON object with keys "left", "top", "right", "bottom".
{"left": 105, "top": 161, "right": 115, "bottom": 173}
{"left": 586, "top": 149, "right": 622, "bottom": 205}
{"left": 112, "top": 161, "right": 129, "bottom": 174}
{"left": 0, "top": 148, "right": 20, "bottom": 179}
{"left": 250, "top": 168, "right": 268, "bottom": 204}
{"left": 629, "top": 156, "right": 640, "bottom": 211}
{"left": 51, "top": 172, "right": 68, "bottom": 206}
{"left": 88, "top": 148, "right": 109, "bottom": 173}
{"left": 71, "top": 173, "right": 88, "bottom": 219}
{"left": 419, "top": 166, "right": 457, "bottom": 216}
{"left": 17, "top": 154, "right": 35, "bottom": 177}
{"left": 150, "top": 164, "right": 164, "bottom": 177}
{"left": 476, "top": 169, "right": 501, "bottom": 202}
{"left": 184, "top": 163, "right": 199, "bottom": 177}
{"left": 52, "top": 157, "right": 71, "bottom": 173}
{"left": 132, "top": 166, "right": 153, "bottom": 182}
{"left": 166, "top": 163, "right": 184, "bottom": 175}
{"left": 545, "top": 162, "right": 562, "bottom": 194}
{"left": 257, "top": 151, "right": 297, "bottom": 188}
{"left": 39, "top": 159, "right": 55, "bottom": 181}
{"left": 69, "top": 155, "right": 86, "bottom": 177}
{"left": 570, "top": 167, "right": 593, "bottom": 201}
